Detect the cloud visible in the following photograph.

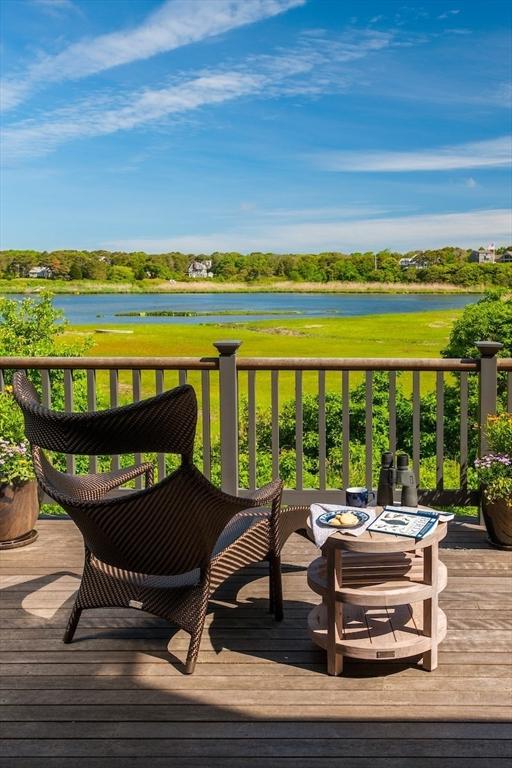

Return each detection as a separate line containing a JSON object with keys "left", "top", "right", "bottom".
{"left": 259, "top": 205, "right": 392, "bottom": 219}
{"left": 1, "top": 0, "right": 305, "bottom": 111}
{"left": 312, "top": 137, "right": 512, "bottom": 172}
{"left": 437, "top": 9, "right": 461, "bottom": 20}
{"left": 2, "top": 30, "right": 393, "bottom": 161}
{"left": 104, "top": 208, "right": 512, "bottom": 254}
{"left": 31, "top": 0, "right": 81, "bottom": 15}
{"left": 2, "top": 72, "right": 265, "bottom": 160}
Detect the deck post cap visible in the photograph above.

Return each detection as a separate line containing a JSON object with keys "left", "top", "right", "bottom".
{"left": 475, "top": 340, "right": 503, "bottom": 358}
{"left": 213, "top": 340, "right": 242, "bottom": 356}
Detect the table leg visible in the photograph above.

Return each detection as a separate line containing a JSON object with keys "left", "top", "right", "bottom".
{"left": 423, "top": 540, "right": 439, "bottom": 671}
{"left": 326, "top": 546, "right": 343, "bottom": 675}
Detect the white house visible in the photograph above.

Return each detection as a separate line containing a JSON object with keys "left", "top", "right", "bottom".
{"left": 28, "top": 266, "right": 53, "bottom": 279}
{"left": 469, "top": 243, "right": 496, "bottom": 264}
{"left": 187, "top": 259, "right": 213, "bottom": 279}
{"left": 399, "top": 255, "right": 429, "bottom": 270}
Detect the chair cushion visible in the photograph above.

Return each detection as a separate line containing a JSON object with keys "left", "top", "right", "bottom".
{"left": 90, "top": 508, "right": 271, "bottom": 589}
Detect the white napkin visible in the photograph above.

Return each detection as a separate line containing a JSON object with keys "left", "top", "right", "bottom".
{"left": 309, "top": 504, "right": 377, "bottom": 548}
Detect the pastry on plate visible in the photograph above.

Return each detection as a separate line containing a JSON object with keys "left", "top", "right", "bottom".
{"left": 332, "top": 511, "right": 359, "bottom": 527}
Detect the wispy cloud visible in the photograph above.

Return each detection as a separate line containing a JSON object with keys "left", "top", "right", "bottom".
{"left": 258, "top": 205, "right": 392, "bottom": 219}
{"left": 312, "top": 137, "right": 512, "bottom": 172}
{"left": 437, "top": 9, "right": 461, "bottom": 20}
{"left": 2, "top": 30, "right": 393, "bottom": 161}
{"left": 31, "top": 0, "right": 81, "bottom": 16}
{"left": 105, "top": 209, "right": 512, "bottom": 254}
{"left": 2, "top": 72, "right": 265, "bottom": 160}
{"left": 1, "top": 0, "right": 305, "bottom": 111}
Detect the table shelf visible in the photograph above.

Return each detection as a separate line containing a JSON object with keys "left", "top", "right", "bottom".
{"left": 308, "top": 602, "right": 447, "bottom": 661}
{"left": 307, "top": 554, "right": 448, "bottom": 607}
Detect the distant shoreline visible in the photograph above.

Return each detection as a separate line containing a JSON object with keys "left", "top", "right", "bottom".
{"left": 0, "top": 279, "right": 484, "bottom": 295}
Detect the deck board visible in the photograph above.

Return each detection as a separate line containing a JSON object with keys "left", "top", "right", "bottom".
{"left": 1, "top": 518, "right": 511, "bottom": 765}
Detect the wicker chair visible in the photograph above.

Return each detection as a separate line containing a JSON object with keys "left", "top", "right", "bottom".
{"left": 13, "top": 371, "right": 285, "bottom": 674}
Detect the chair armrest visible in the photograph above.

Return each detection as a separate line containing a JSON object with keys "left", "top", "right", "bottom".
{"left": 239, "top": 477, "right": 283, "bottom": 508}
{"left": 105, "top": 461, "right": 154, "bottom": 490}
{"left": 38, "top": 459, "right": 155, "bottom": 502}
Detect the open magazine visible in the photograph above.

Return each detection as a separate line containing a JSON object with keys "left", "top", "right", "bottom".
{"left": 369, "top": 507, "right": 439, "bottom": 540}
{"left": 386, "top": 504, "right": 454, "bottom": 522}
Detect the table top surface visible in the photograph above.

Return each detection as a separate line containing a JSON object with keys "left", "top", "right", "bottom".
{"left": 308, "top": 507, "right": 448, "bottom": 553}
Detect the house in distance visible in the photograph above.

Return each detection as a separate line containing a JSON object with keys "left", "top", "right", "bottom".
{"left": 187, "top": 259, "right": 213, "bottom": 278}
{"left": 28, "top": 266, "right": 53, "bottom": 279}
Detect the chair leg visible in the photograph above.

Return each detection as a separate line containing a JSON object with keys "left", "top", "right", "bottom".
{"left": 184, "top": 595, "right": 208, "bottom": 675}
{"left": 268, "top": 556, "right": 275, "bottom": 614}
{"left": 270, "top": 553, "right": 283, "bottom": 622}
{"left": 63, "top": 602, "right": 82, "bottom": 644}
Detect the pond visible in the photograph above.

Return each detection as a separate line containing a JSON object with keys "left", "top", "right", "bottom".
{"left": 2, "top": 292, "right": 480, "bottom": 325}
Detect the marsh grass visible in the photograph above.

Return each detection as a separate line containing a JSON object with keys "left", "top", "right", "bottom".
{"left": 1, "top": 278, "right": 482, "bottom": 295}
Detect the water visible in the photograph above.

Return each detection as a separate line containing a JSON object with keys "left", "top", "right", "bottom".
{"left": 2, "top": 292, "right": 479, "bottom": 325}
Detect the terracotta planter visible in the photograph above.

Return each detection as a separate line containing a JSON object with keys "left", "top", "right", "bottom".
{"left": 0, "top": 480, "right": 39, "bottom": 549}
{"left": 481, "top": 495, "right": 512, "bottom": 551}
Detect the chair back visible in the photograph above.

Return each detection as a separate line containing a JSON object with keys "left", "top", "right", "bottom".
{"left": 13, "top": 371, "right": 197, "bottom": 460}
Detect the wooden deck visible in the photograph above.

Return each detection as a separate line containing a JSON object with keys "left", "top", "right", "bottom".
{"left": 1, "top": 517, "right": 511, "bottom": 767}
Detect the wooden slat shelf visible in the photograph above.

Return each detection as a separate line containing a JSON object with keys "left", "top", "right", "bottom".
{"left": 308, "top": 602, "right": 448, "bottom": 659}
{"left": 308, "top": 555, "right": 448, "bottom": 606}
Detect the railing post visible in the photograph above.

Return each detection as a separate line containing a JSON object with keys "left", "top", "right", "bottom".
{"left": 214, "top": 340, "right": 241, "bottom": 495}
{"left": 476, "top": 340, "right": 502, "bottom": 526}
{"left": 476, "top": 341, "right": 503, "bottom": 454}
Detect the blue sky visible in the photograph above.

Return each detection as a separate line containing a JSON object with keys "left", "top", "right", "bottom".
{"left": 0, "top": 0, "right": 510, "bottom": 253}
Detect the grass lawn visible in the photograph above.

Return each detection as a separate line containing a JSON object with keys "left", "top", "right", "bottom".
{"left": 63, "top": 308, "right": 461, "bottom": 412}
{"left": 71, "top": 307, "right": 458, "bottom": 359}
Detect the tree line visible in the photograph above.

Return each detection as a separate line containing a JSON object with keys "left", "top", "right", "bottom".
{"left": 1, "top": 246, "right": 511, "bottom": 286}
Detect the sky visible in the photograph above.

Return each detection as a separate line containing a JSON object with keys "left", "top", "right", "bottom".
{"left": 0, "top": 0, "right": 511, "bottom": 254}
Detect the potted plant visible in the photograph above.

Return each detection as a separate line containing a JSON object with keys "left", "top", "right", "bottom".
{"left": 475, "top": 413, "right": 512, "bottom": 550}
{"left": 0, "top": 386, "right": 39, "bottom": 549}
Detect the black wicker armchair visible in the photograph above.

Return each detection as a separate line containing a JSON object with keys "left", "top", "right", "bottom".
{"left": 13, "top": 371, "right": 287, "bottom": 673}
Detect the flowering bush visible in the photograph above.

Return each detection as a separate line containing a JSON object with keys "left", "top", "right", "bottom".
{"left": 0, "top": 387, "right": 34, "bottom": 489}
{"left": 474, "top": 414, "right": 512, "bottom": 504}
{"left": 0, "top": 438, "right": 33, "bottom": 488}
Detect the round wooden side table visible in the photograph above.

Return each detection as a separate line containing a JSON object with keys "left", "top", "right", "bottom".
{"left": 307, "top": 517, "right": 448, "bottom": 675}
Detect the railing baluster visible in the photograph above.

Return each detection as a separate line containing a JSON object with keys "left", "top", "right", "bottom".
{"left": 459, "top": 371, "right": 468, "bottom": 490}
{"left": 388, "top": 371, "right": 397, "bottom": 454}
{"left": 248, "top": 371, "right": 256, "bottom": 490}
{"left": 365, "top": 371, "right": 373, "bottom": 491}
{"left": 86, "top": 370, "right": 97, "bottom": 474}
{"left": 0, "top": 369, "right": 4, "bottom": 391}
{"left": 318, "top": 370, "right": 326, "bottom": 491}
{"left": 295, "top": 370, "right": 303, "bottom": 491}
{"left": 342, "top": 371, "right": 350, "bottom": 491}
{"left": 63, "top": 369, "right": 75, "bottom": 475}
{"left": 508, "top": 372, "right": 512, "bottom": 413}
{"left": 271, "top": 370, "right": 279, "bottom": 480}
{"left": 436, "top": 371, "right": 444, "bottom": 490}
{"left": 155, "top": 369, "right": 166, "bottom": 481}
{"left": 109, "top": 370, "right": 119, "bottom": 472}
{"left": 40, "top": 369, "right": 51, "bottom": 407}
{"left": 179, "top": 369, "right": 187, "bottom": 386}
{"left": 412, "top": 371, "right": 420, "bottom": 484}
{"left": 201, "top": 370, "right": 211, "bottom": 480}
{"left": 132, "top": 369, "right": 142, "bottom": 489}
